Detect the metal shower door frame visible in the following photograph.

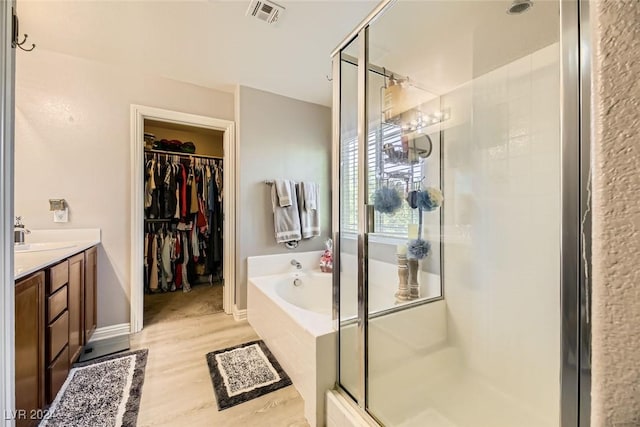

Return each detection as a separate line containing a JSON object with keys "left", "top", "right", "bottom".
{"left": 330, "top": 0, "right": 592, "bottom": 425}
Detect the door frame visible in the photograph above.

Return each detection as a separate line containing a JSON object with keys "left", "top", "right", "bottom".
{"left": 1, "top": 1, "right": 16, "bottom": 425}
{"left": 130, "top": 105, "right": 236, "bottom": 333}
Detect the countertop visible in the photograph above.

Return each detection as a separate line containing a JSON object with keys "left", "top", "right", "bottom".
{"left": 15, "top": 229, "right": 101, "bottom": 281}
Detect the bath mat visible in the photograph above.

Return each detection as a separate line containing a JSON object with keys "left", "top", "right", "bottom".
{"left": 40, "top": 349, "right": 148, "bottom": 427}
{"left": 206, "top": 340, "right": 292, "bottom": 410}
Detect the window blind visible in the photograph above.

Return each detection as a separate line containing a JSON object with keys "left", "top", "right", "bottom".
{"left": 340, "top": 123, "right": 422, "bottom": 237}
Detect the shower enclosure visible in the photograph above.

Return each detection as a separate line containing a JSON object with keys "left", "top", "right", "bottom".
{"left": 331, "top": 0, "right": 591, "bottom": 426}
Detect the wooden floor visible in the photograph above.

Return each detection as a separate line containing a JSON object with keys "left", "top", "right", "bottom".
{"left": 143, "top": 283, "right": 224, "bottom": 326}
{"left": 131, "top": 309, "right": 309, "bottom": 427}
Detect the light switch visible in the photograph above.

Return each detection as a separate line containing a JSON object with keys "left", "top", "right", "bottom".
{"left": 53, "top": 208, "right": 68, "bottom": 223}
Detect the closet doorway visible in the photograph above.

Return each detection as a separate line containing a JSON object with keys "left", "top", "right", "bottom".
{"left": 130, "top": 105, "right": 236, "bottom": 333}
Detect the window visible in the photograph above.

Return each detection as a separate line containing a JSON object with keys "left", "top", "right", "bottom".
{"left": 340, "top": 123, "right": 423, "bottom": 237}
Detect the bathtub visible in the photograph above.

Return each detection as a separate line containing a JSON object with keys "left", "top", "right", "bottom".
{"left": 247, "top": 251, "right": 443, "bottom": 426}
{"left": 247, "top": 251, "right": 335, "bottom": 427}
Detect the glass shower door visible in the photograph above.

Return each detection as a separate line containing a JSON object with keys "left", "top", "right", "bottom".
{"left": 333, "top": 0, "right": 574, "bottom": 425}
{"left": 364, "top": 1, "right": 561, "bottom": 425}
{"left": 337, "top": 36, "right": 361, "bottom": 402}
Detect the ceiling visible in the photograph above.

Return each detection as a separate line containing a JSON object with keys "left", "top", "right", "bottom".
{"left": 17, "top": 0, "right": 559, "bottom": 107}
{"left": 367, "top": 0, "right": 559, "bottom": 94}
{"left": 17, "top": 0, "right": 377, "bottom": 106}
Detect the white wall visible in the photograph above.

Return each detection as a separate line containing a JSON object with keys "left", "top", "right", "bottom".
{"left": 237, "top": 86, "right": 331, "bottom": 309}
{"left": 441, "top": 43, "right": 561, "bottom": 422}
{"left": 15, "top": 48, "right": 234, "bottom": 328}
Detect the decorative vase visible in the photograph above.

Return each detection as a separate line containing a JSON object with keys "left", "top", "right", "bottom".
{"left": 395, "top": 254, "right": 410, "bottom": 302}
{"left": 408, "top": 259, "right": 420, "bottom": 300}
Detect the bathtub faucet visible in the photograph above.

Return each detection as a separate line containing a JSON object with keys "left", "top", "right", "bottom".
{"left": 290, "top": 259, "right": 302, "bottom": 270}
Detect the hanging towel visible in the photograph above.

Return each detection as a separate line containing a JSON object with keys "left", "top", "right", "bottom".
{"left": 302, "top": 181, "right": 318, "bottom": 211}
{"left": 271, "top": 181, "right": 302, "bottom": 244}
{"left": 298, "top": 182, "right": 321, "bottom": 239}
{"left": 275, "top": 179, "right": 293, "bottom": 207}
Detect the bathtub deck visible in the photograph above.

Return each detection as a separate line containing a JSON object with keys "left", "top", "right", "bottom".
{"left": 131, "top": 310, "right": 309, "bottom": 427}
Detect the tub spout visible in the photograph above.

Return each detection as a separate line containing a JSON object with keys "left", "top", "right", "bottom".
{"left": 290, "top": 259, "right": 302, "bottom": 270}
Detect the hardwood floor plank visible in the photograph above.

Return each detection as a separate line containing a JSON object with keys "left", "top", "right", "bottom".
{"left": 130, "top": 310, "right": 309, "bottom": 427}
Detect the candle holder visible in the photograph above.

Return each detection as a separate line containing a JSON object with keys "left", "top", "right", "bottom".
{"left": 408, "top": 259, "right": 420, "bottom": 299}
{"left": 395, "top": 254, "right": 411, "bottom": 302}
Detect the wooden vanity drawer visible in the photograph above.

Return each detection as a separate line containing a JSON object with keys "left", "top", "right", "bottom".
{"left": 48, "top": 261, "right": 69, "bottom": 294}
{"left": 47, "top": 311, "right": 68, "bottom": 362}
{"left": 47, "top": 286, "right": 67, "bottom": 323}
{"left": 47, "top": 345, "right": 69, "bottom": 404}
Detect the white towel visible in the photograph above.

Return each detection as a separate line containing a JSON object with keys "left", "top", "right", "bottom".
{"left": 271, "top": 181, "right": 302, "bottom": 244}
{"left": 298, "top": 182, "right": 320, "bottom": 239}
{"left": 275, "top": 179, "right": 292, "bottom": 207}
{"left": 302, "top": 181, "right": 317, "bottom": 211}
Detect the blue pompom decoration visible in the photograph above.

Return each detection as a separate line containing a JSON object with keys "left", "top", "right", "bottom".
{"left": 407, "top": 238, "right": 431, "bottom": 260}
{"left": 373, "top": 187, "right": 402, "bottom": 214}
{"left": 416, "top": 187, "right": 443, "bottom": 212}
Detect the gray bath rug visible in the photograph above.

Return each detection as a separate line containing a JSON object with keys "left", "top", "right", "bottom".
{"left": 206, "top": 340, "right": 292, "bottom": 410}
{"left": 40, "top": 349, "right": 148, "bottom": 427}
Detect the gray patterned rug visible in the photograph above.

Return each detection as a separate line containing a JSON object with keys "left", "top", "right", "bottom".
{"left": 206, "top": 340, "right": 292, "bottom": 410}
{"left": 40, "top": 349, "right": 148, "bottom": 427}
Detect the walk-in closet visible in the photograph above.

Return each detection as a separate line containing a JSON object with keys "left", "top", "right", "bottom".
{"left": 142, "top": 119, "right": 225, "bottom": 325}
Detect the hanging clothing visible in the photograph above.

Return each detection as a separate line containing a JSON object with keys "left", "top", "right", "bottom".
{"left": 143, "top": 152, "right": 224, "bottom": 292}
{"left": 149, "top": 235, "right": 159, "bottom": 291}
{"left": 182, "top": 231, "right": 191, "bottom": 292}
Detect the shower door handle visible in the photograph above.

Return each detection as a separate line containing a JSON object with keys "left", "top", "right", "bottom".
{"left": 365, "top": 204, "right": 375, "bottom": 234}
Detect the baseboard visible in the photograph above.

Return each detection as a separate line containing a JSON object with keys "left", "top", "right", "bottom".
{"left": 89, "top": 323, "right": 131, "bottom": 342}
{"left": 232, "top": 305, "right": 247, "bottom": 321}
{"left": 80, "top": 334, "right": 130, "bottom": 362}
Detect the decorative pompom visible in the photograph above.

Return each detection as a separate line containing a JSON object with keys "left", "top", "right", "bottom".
{"left": 407, "top": 238, "right": 431, "bottom": 260}
{"left": 417, "top": 187, "right": 443, "bottom": 211}
{"left": 373, "top": 187, "right": 402, "bottom": 214}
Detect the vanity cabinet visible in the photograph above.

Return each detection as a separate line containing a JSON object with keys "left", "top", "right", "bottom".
{"left": 15, "top": 272, "right": 45, "bottom": 427}
{"left": 67, "top": 253, "right": 85, "bottom": 364}
{"left": 84, "top": 246, "right": 97, "bottom": 342}
{"left": 15, "top": 246, "right": 97, "bottom": 414}
{"left": 45, "top": 260, "right": 70, "bottom": 403}
{"left": 15, "top": 245, "right": 98, "bottom": 409}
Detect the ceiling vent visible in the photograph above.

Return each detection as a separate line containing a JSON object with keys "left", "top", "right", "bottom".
{"left": 246, "top": 0, "right": 285, "bottom": 24}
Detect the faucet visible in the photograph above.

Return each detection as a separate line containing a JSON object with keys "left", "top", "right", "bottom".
{"left": 290, "top": 259, "right": 302, "bottom": 270}
{"left": 14, "top": 216, "right": 30, "bottom": 245}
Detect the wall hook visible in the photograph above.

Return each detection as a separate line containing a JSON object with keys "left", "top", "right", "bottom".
{"left": 12, "top": 9, "right": 36, "bottom": 52}
{"left": 14, "top": 34, "right": 36, "bottom": 52}
{"left": 326, "top": 74, "right": 333, "bottom": 82}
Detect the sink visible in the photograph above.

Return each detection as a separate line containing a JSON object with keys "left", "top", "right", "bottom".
{"left": 15, "top": 242, "right": 77, "bottom": 253}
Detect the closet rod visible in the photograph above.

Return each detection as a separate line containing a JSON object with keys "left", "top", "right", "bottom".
{"left": 144, "top": 148, "right": 223, "bottom": 160}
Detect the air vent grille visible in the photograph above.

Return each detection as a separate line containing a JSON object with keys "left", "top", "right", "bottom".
{"left": 246, "top": 0, "right": 285, "bottom": 24}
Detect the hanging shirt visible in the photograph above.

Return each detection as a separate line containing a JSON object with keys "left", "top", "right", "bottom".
{"left": 190, "top": 166, "right": 199, "bottom": 214}
{"left": 181, "top": 231, "right": 191, "bottom": 292}
{"left": 149, "top": 234, "right": 159, "bottom": 291}
{"left": 215, "top": 163, "right": 223, "bottom": 202}
{"left": 174, "top": 164, "right": 181, "bottom": 219}
{"left": 180, "top": 164, "right": 188, "bottom": 218}
{"left": 144, "top": 159, "right": 156, "bottom": 209}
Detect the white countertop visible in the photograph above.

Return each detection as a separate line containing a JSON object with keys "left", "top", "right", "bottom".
{"left": 14, "top": 229, "right": 101, "bottom": 281}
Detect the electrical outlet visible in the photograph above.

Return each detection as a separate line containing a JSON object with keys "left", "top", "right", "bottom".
{"left": 53, "top": 208, "right": 68, "bottom": 223}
